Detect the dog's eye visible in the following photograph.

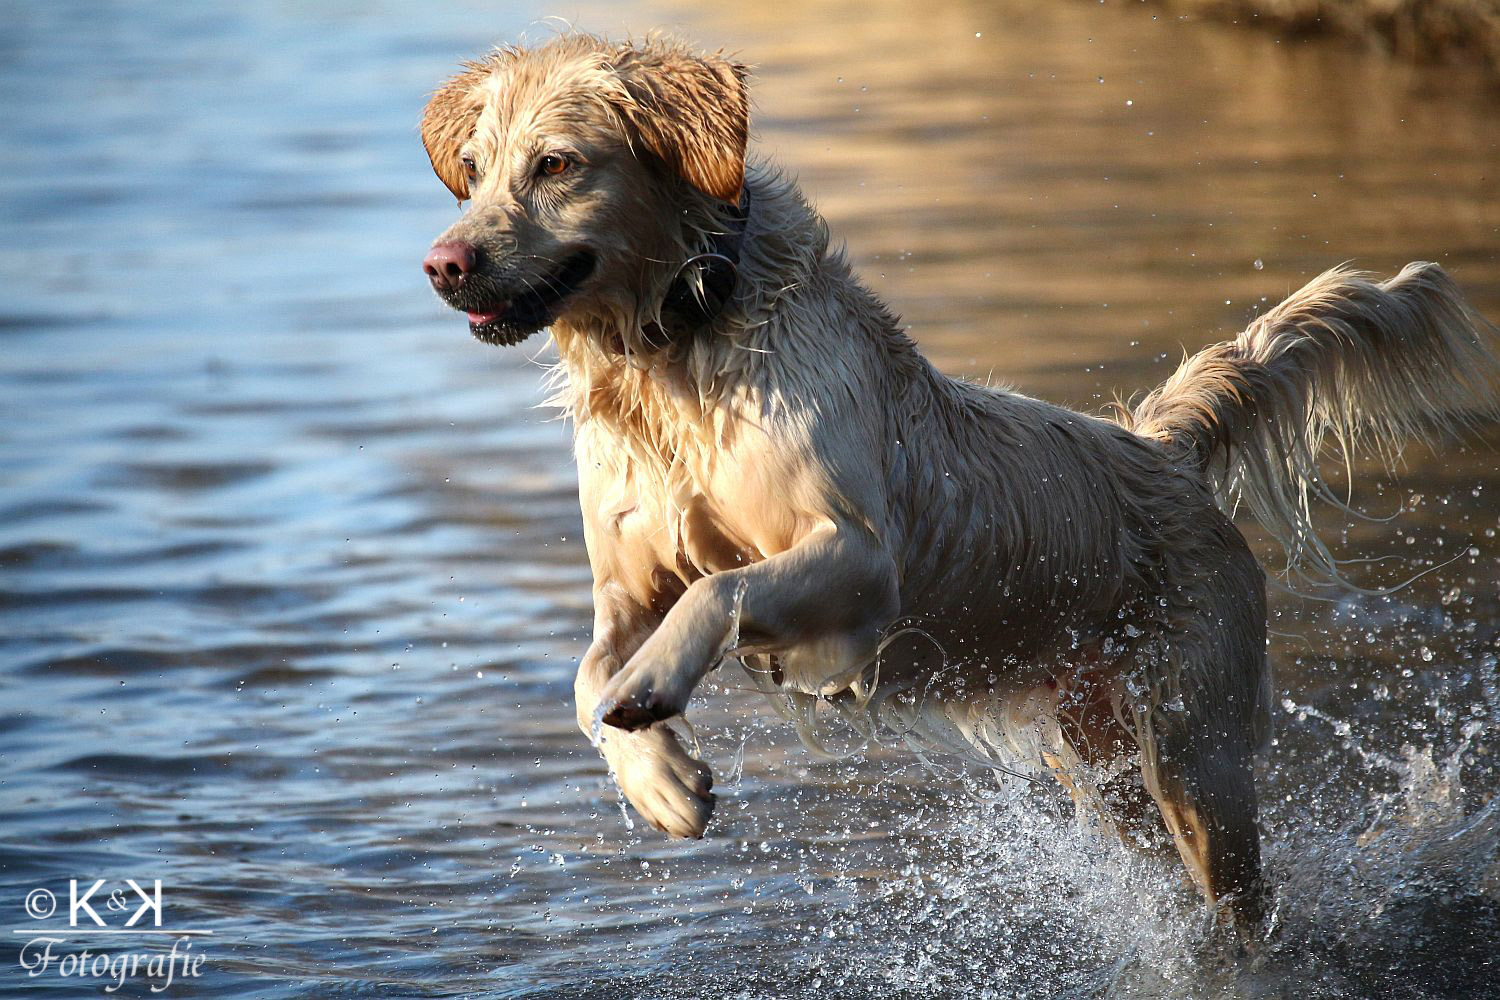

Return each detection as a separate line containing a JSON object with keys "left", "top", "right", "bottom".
{"left": 460, "top": 154, "right": 478, "bottom": 180}
{"left": 538, "top": 154, "right": 570, "bottom": 177}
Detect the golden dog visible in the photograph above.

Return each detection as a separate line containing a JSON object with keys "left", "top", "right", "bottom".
{"left": 418, "top": 33, "right": 1499, "bottom": 935}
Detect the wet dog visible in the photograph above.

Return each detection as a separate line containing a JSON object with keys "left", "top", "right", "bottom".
{"left": 418, "top": 33, "right": 1499, "bottom": 934}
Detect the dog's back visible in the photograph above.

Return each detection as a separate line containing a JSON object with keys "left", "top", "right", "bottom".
{"left": 885, "top": 261, "right": 1499, "bottom": 635}
{"left": 880, "top": 374, "right": 1185, "bottom": 654}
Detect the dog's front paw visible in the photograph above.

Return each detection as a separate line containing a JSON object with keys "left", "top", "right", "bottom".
{"left": 601, "top": 725, "right": 715, "bottom": 838}
{"left": 598, "top": 664, "right": 688, "bottom": 731}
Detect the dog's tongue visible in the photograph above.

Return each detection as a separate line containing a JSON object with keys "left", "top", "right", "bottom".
{"left": 466, "top": 302, "right": 509, "bottom": 325}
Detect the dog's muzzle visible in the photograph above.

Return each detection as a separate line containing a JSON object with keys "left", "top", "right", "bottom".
{"left": 426, "top": 248, "right": 597, "bottom": 347}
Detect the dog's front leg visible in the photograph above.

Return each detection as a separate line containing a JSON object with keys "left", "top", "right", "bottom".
{"left": 597, "top": 524, "right": 900, "bottom": 730}
{"left": 574, "top": 585, "right": 715, "bottom": 838}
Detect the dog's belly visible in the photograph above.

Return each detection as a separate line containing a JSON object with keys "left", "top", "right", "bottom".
{"left": 751, "top": 638, "right": 1083, "bottom": 770}
{"left": 761, "top": 600, "right": 1099, "bottom": 703}
{"left": 744, "top": 557, "right": 1132, "bottom": 769}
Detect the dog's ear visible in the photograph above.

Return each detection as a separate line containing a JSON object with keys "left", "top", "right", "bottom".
{"left": 421, "top": 62, "right": 492, "bottom": 200}
{"left": 612, "top": 46, "right": 749, "bottom": 204}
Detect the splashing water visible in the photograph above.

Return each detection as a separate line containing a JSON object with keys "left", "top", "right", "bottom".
{"left": 722, "top": 575, "right": 752, "bottom": 661}
{"left": 586, "top": 704, "right": 635, "bottom": 832}
{"left": 622, "top": 612, "right": 1500, "bottom": 1000}
{"left": 590, "top": 697, "right": 610, "bottom": 751}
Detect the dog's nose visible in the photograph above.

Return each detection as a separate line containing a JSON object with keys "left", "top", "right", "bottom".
{"left": 424, "top": 242, "right": 477, "bottom": 292}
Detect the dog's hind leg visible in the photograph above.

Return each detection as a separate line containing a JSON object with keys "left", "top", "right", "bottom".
{"left": 1129, "top": 640, "right": 1270, "bottom": 938}
{"left": 1139, "top": 724, "right": 1267, "bottom": 937}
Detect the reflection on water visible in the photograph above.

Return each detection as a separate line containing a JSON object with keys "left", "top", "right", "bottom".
{"left": 2, "top": 1, "right": 1497, "bottom": 997}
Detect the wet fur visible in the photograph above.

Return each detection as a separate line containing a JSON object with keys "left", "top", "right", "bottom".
{"left": 421, "top": 33, "right": 1500, "bottom": 936}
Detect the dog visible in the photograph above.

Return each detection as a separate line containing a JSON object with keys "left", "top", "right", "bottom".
{"left": 418, "top": 33, "right": 1499, "bottom": 935}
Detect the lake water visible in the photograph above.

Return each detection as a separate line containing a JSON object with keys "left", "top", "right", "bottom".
{"left": 2, "top": 1, "right": 1498, "bottom": 997}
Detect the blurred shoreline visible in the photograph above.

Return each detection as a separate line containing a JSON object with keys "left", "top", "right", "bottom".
{"left": 1160, "top": 0, "right": 1500, "bottom": 76}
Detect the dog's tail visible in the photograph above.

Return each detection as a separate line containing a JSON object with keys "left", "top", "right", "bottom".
{"left": 1125, "top": 262, "right": 1499, "bottom": 586}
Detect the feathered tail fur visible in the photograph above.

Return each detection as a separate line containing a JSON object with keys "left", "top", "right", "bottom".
{"left": 1125, "top": 262, "right": 1500, "bottom": 586}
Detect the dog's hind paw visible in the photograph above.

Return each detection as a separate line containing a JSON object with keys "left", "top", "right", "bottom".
{"left": 601, "top": 724, "right": 715, "bottom": 838}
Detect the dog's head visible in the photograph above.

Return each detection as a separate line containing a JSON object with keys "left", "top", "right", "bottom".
{"left": 419, "top": 35, "right": 749, "bottom": 347}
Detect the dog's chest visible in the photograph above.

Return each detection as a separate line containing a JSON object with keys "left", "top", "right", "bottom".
{"left": 577, "top": 418, "right": 804, "bottom": 605}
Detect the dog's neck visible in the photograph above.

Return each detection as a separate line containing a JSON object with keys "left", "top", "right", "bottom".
{"left": 548, "top": 165, "right": 829, "bottom": 428}
{"left": 644, "top": 187, "right": 752, "bottom": 343}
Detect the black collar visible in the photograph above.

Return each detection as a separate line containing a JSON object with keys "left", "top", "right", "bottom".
{"left": 650, "top": 188, "right": 752, "bottom": 342}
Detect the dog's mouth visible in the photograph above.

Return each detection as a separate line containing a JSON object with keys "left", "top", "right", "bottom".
{"left": 462, "top": 251, "right": 597, "bottom": 346}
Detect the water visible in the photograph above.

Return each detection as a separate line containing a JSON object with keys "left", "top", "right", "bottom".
{"left": 3, "top": 1, "right": 1498, "bottom": 996}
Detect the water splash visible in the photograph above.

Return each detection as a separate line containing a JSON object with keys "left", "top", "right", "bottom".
{"left": 721, "top": 574, "right": 751, "bottom": 661}
{"left": 586, "top": 704, "right": 635, "bottom": 832}
{"left": 633, "top": 636, "right": 1500, "bottom": 999}
{"left": 589, "top": 697, "right": 609, "bottom": 750}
